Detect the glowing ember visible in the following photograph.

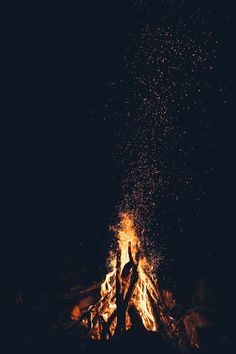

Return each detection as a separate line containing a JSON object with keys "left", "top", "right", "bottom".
{"left": 71, "top": 304, "right": 81, "bottom": 321}
{"left": 71, "top": 212, "right": 179, "bottom": 341}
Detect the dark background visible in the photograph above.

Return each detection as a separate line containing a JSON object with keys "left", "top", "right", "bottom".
{"left": 0, "top": 0, "right": 234, "bottom": 304}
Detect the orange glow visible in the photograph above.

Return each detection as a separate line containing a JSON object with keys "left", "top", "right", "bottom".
{"left": 71, "top": 304, "right": 81, "bottom": 321}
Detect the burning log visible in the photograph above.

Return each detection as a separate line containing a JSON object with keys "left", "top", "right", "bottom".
{"left": 115, "top": 244, "right": 123, "bottom": 335}
{"left": 115, "top": 241, "right": 139, "bottom": 336}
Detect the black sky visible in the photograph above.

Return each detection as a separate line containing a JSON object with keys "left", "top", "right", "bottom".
{"left": 0, "top": 1, "right": 235, "bottom": 298}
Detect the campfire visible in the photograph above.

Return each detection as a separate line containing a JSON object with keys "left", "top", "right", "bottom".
{"left": 4, "top": 211, "right": 212, "bottom": 353}
{"left": 71, "top": 212, "right": 181, "bottom": 343}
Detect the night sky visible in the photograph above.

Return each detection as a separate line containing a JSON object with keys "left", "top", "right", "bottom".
{"left": 0, "top": 0, "right": 234, "bottom": 302}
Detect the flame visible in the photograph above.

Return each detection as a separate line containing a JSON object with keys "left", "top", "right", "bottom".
{"left": 72, "top": 212, "right": 178, "bottom": 340}
{"left": 92, "top": 212, "right": 159, "bottom": 338}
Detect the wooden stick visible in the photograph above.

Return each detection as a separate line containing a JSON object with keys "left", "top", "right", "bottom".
{"left": 116, "top": 248, "right": 139, "bottom": 336}
{"left": 65, "top": 310, "right": 90, "bottom": 330}
{"left": 100, "top": 314, "right": 113, "bottom": 339}
{"left": 115, "top": 245, "right": 123, "bottom": 336}
{"left": 104, "top": 309, "right": 117, "bottom": 337}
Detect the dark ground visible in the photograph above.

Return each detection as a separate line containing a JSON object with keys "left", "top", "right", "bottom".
{"left": 0, "top": 1, "right": 235, "bottom": 353}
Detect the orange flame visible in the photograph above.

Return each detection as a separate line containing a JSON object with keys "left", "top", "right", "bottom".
{"left": 89, "top": 212, "right": 159, "bottom": 338}
{"left": 71, "top": 212, "right": 179, "bottom": 341}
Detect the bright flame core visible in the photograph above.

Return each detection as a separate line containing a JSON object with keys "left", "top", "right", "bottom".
{"left": 89, "top": 212, "right": 160, "bottom": 339}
